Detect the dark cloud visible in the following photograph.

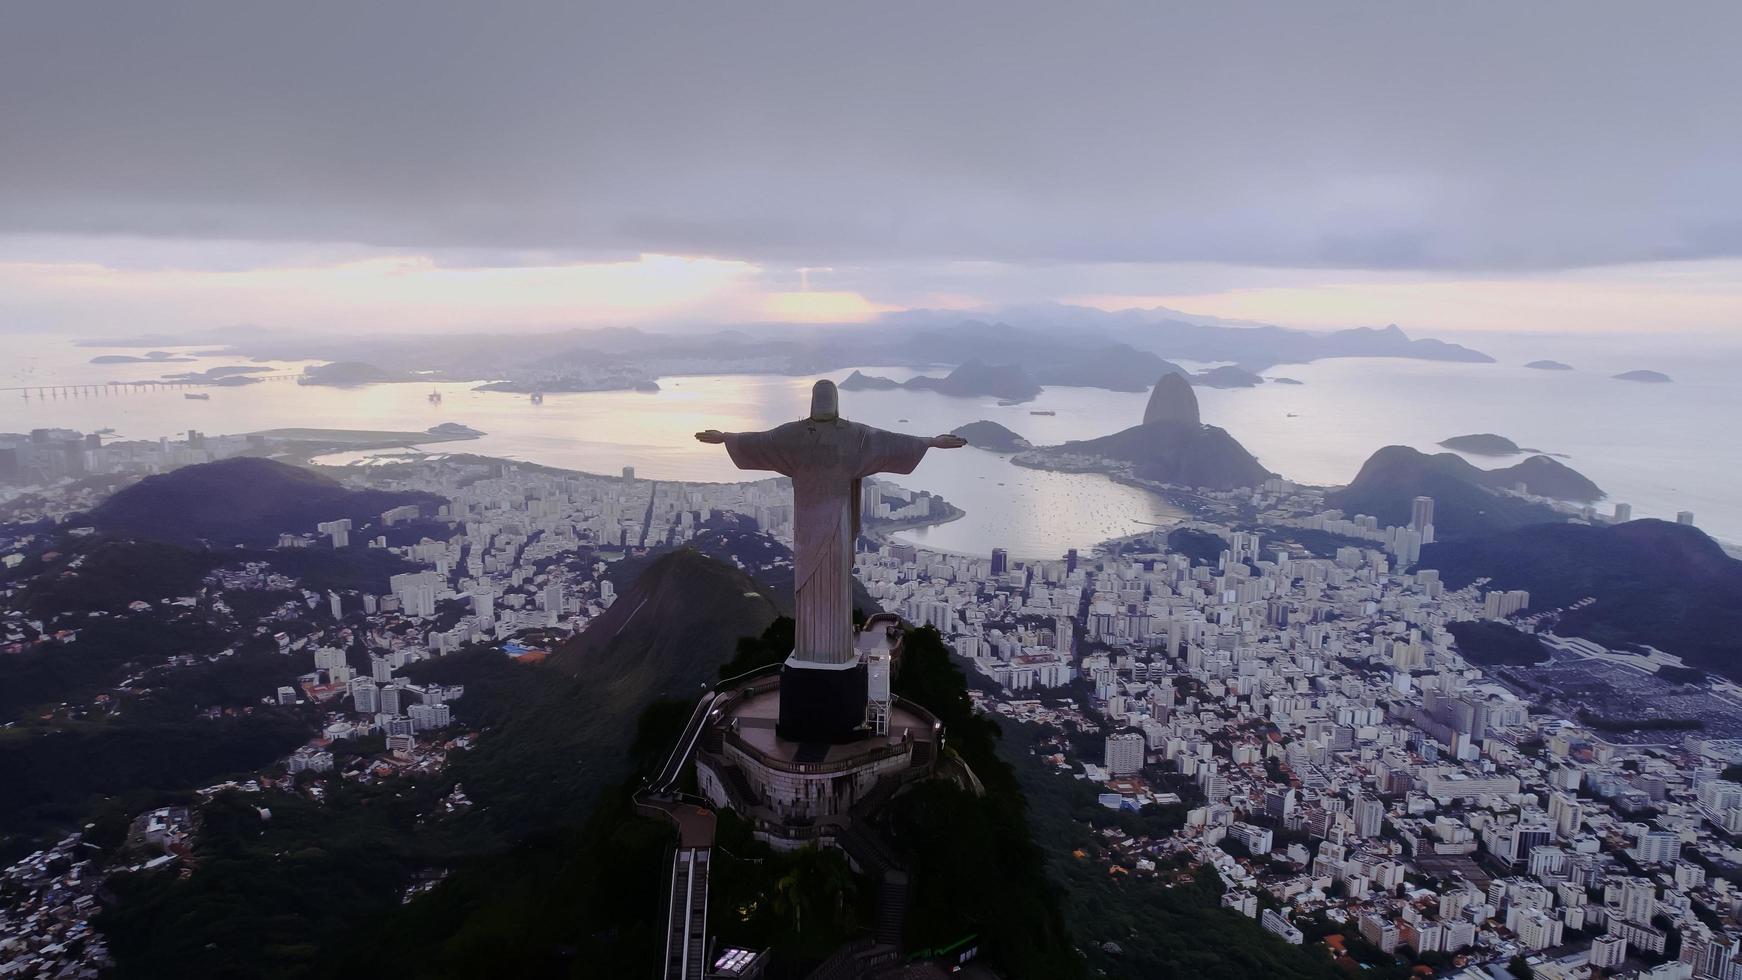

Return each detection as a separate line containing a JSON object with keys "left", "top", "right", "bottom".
{"left": 2, "top": 1, "right": 1738, "bottom": 270}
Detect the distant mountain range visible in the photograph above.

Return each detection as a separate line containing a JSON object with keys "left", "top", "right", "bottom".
{"left": 1327, "top": 446, "right": 1601, "bottom": 538}
{"left": 1423, "top": 520, "right": 1742, "bottom": 679}
{"left": 86, "top": 457, "right": 440, "bottom": 548}
{"left": 841, "top": 360, "right": 1044, "bottom": 402}
{"left": 89, "top": 304, "right": 1494, "bottom": 393}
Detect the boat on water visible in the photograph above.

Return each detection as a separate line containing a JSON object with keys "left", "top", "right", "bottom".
{"left": 1029, "top": 410, "right": 1056, "bottom": 416}
{"left": 530, "top": 392, "right": 544, "bottom": 404}
{"left": 428, "top": 389, "right": 443, "bottom": 404}
{"left": 184, "top": 392, "right": 210, "bottom": 400}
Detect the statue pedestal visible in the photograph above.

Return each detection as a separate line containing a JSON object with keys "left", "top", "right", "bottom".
{"left": 776, "top": 654, "right": 867, "bottom": 744}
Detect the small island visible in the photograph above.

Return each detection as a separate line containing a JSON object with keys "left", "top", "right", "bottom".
{"left": 475, "top": 373, "right": 657, "bottom": 394}
{"left": 161, "top": 366, "right": 272, "bottom": 385}
{"left": 837, "top": 369, "right": 902, "bottom": 391}
{"left": 1189, "top": 365, "right": 1265, "bottom": 388}
{"left": 1613, "top": 369, "right": 1672, "bottom": 383}
{"left": 1438, "top": 433, "right": 1525, "bottom": 456}
{"left": 300, "top": 361, "right": 418, "bottom": 386}
{"left": 1524, "top": 359, "right": 1574, "bottom": 371}
{"left": 949, "top": 420, "right": 1031, "bottom": 453}
{"left": 89, "top": 351, "right": 196, "bottom": 364}
{"left": 1270, "top": 377, "right": 1304, "bottom": 385}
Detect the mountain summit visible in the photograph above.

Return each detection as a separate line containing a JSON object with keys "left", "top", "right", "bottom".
{"left": 1018, "top": 371, "right": 1270, "bottom": 490}
{"left": 1327, "top": 446, "right": 1601, "bottom": 538}
{"left": 1142, "top": 372, "right": 1200, "bottom": 426}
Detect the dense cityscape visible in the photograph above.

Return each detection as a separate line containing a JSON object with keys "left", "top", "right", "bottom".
{"left": 4, "top": 418, "right": 1741, "bottom": 978}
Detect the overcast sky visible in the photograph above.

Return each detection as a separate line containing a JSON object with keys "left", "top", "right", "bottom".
{"left": 2, "top": 1, "right": 1739, "bottom": 338}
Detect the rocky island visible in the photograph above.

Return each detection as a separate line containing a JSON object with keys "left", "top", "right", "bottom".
{"left": 949, "top": 420, "right": 1031, "bottom": 453}
{"left": 1613, "top": 369, "right": 1672, "bottom": 383}
{"left": 837, "top": 369, "right": 901, "bottom": 391}
{"left": 1524, "top": 359, "right": 1574, "bottom": 371}
{"left": 1438, "top": 433, "right": 1527, "bottom": 456}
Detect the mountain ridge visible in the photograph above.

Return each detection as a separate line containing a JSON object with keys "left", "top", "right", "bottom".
{"left": 87, "top": 458, "right": 440, "bottom": 548}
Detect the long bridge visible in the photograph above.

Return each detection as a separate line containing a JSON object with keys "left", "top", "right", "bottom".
{"left": 4, "top": 374, "right": 303, "bottom": 398}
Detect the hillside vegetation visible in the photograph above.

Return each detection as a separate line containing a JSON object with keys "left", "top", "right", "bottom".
{"left": 1424, "top": 520, "right": 1742, "bottom": 676}
{"left": 89, "top": 457, "right": 439, "bottom": 547}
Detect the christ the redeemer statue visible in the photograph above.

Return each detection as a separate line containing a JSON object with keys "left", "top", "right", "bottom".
{"left": 698, "top": 379, "right": 963, "bottom": 741}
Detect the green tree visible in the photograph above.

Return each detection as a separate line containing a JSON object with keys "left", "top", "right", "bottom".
{"left": 771, "top": 845, "right": 859, "bottom": 935}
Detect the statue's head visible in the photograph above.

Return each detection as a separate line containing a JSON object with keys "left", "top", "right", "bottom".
{"left": 810, "top": 379, "right": 839, "bottom": 421}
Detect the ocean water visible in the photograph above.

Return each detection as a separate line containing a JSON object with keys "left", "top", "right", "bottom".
{"left": 3, "top": 335, "right": 1737, "bottom": 552}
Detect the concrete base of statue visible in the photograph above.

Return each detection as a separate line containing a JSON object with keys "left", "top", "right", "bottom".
{"left": 776, "top": 655, "right": 869, "bottom": 744}
{"left": 693, "top": 623, "right": 942, "bottom": 851}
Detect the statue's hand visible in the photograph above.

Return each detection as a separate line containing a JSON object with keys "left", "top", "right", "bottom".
{"left": 930, "top": 434, "right": 968, "bottom": 449}
{"left": 695, "top": 430, "right": 726, "bottom": 444}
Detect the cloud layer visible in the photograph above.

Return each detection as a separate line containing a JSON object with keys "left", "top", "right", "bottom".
{"left": 4, "top": 1, "right": 1739, "bottom": 272}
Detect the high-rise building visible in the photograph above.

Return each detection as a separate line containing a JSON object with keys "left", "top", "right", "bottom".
{"left": 1262, "top": 909, "right": 1303, "bottom": 944}
{"left": 1677, "top": 510, "right": 1695, "bottom": 526}
{"left": 380, "top": 686, "right": 404, "bottom": 716}
{"left": 1354, "top": 796, "right": 1385, "bottom": 838}
{"left": 1103, "top": 730, "right": 1145, "bottom": 776}
{"left": 1613, "top": 502, "right": 1633, "bottom": 523}
{"left": 1359, "top": 915, "right": 1400, "bottom": 954}
{"left": 1483, "top": 589, "right": 1531, "bottom": 620}
{"left": 1410, "top": 496, "right": 1435, "bottom": 533}
{"left": 317, "top": 518, "right": 352, "bottom": 548}
{"left": 351, "top": 678, "right": 379, "bottom": 714}
{"left": 1587, "top": 934, "right": 1626, "bottom": 969}
{"left": 990, "top": 548, "right": 1008, "bottom": 576}
{"left": 544, "top": 581, "right": 563, "bottom": 626}
{"left": 1265, "top": 787, "right": 1297, "bottom": 822}
{"left": 1632, "top": 829, "right": 1680, "bottom": 866}
{"left": 1548, "top": 792, "right": 1582, "bottom": 837}
{"left": 1618, "top": 876, "right": 1657, "bottom": 924}
{"left": 408, "top": 702, "right": 451, "bottom": 731}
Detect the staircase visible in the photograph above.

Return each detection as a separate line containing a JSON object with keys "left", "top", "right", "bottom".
{"left": 874, "top": 870, "right": 908, "bottom": 946}
{"left": 909, "top": 738, "right": 934, "bottom": 769}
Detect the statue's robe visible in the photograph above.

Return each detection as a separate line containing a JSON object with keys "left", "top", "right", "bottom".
{"left": 722, "top": 418, "right": 932, "bottom": 665}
